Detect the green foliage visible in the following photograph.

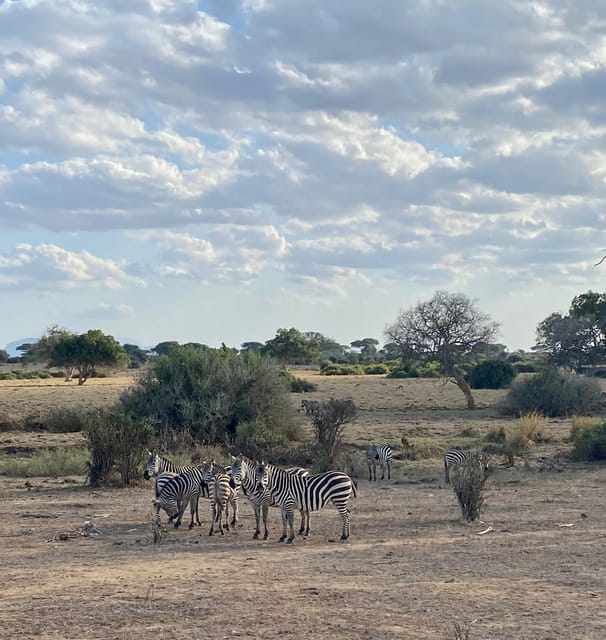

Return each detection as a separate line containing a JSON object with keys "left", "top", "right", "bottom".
{"left": 469, "top": 359, "right": 516, "bottom": 389}
{"left": 278, "top": 370, "right": 318, "bottom": 392}
{"left": 320, "top": 363, "right": 365, "bottom": 375}
{"left": 0, "top": 369, "right": 64, "bottom": 380}
{"left": 387, "top": 361, "right": 442, "bottom": 378}
{"left": 450, "top": 453, "right": 488, "bottom": 522}
{"left": 571, "top": 421, "right": 606, "bottom": 460}
{"left": 83, "top": 409, "right": 153, "bottom": 487}
{"left": 512, "top": 361, "right": 543, "bottom": 373}
{"left": 363, "top": 363, "right": 390, "bottom": 375}
{"left": 122, "top": 343, "right": 148, "bottom": 369}
{"left": 120, "top": 346, "right": 297, "bottom": 446}
{"left": 1, "top": 446, "right": 89, "bottom": 477}
{"left": 500, "top": 367, "right": 603, "bottom": 417}
{"left": 0, "top": 349, "right": 8, "bottom": 363}
{"left": 153, "top": 341, "right": 180, "bottom": 356}
{"left": 262, "top": 327, "right": 320, "bottom": 369}
{"left": 50, "top": 329, "right": 127, "bottom": 385}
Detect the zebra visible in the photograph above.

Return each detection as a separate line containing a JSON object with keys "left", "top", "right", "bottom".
{"left": 367, "top": 443, "right": 392, "bottom": 481}
{"left": 143, "top": 450, "right": 209, "bottom": 497}
{"left": 444, "top": 449, "right": 490, "bottom": 484}
{"left": 254, "top": 461, "right": 357, "bottom": 543}
{"left": 152, "top": 471, "right": 179, "bottom": 514}
{"left": 208, "top": 468, "right": 239, "bottom": 536}
{"left": 154, "top": 461, "right": 217, "bottom": 529}
{"left": 229, "top": 454, "right": 309, "bottom": 540}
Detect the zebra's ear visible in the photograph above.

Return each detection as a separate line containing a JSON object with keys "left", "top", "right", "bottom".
{"left": 229, "top": 454, "right": 237, "bottom": 462}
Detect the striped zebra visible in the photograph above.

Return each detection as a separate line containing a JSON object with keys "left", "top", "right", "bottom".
{"left": 208, "top": 468, "right": 239, "bottom": 536}
{"left": 154, "top": 460, "right": 217, "bottom": 529}
{"left": 229, "top": 454, "right": 309, "bottom": 540}
{"left": 444, "top": 449, "right": 490, "bottom": 484}
{"left": 367, "top": 443, "right": 392, "bottom": 481}
{"left": 144, "top": 450, "right": 209, "bottom": 497}
{"left": 254, "top": 461, "right": 357, "bottom": 543}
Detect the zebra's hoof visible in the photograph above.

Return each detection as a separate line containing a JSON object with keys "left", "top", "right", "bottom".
{"left": 279, "top": 535, "right": 287, "bottom": 542}
{"left": 253, "top": 532, "right": 260, "bottom": 540}
{"left": 287, "top": 538, "right": 295, "bottom": 544}
{"left": 263, "top": 533, "right": 269, "bottom": 540}
{"left": 340, "top": 535, "right": 349, "bottom": 541}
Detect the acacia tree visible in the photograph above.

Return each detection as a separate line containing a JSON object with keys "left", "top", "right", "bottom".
{"left": 262, "top": 328, "right": 319, "bottom": 370}
{"left": 350, "top": 338, "right": 379, "bottom": 360}
{"left": 18, "top": 325, "right": 76, "bottom": 380}
{"left": 49, "top": 329, "right": 127, "bottom": 385}
{"left": 385, "top": 291, "right": 499, "bottom": 409}
{"left": 535, "top": 291, "right": 606, "bottom": 371}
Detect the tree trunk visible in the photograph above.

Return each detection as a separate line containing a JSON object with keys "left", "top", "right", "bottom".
{"left": 451, "top": 368, "right": 476, "bottom": 410}
{"left": 64, "top": 367, "right": 74, "bottom": 382}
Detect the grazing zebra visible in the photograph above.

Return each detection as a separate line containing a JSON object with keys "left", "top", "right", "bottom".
{"left": 154, "top": 461, "right": 217, "bottom": 529}
{"left": 229, "top": 454, "right": 309, "bottom": 540}
{"left": 144, "top": 450, "right": 209, "bottom": 497}
{"left": 152, "top": 471, "right": 179, "bottom": 514}
{"left": 444, "top": 449, "right": 490, "bottom": 484}
{"left": 254, "top": 461, "right": 357, "bottom": 543}
{"left": 367, "top": 443, "right": 392, "bottom": 481}
{"left": 208, "top": 468, "right": 239, "bottom": 536}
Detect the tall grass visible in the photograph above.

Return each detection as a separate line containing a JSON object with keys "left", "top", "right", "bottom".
{"left": 508, "top": 411, "right": 546, "bottom": 449}
{"left": 1, "top": 446, "right": 89, "bottom": 477}
{"left": 570, "top": 415, "right": 601, "bottom": 442}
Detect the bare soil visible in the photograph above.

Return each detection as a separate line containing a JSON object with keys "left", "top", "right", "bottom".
{"left": 1, "top": 373, "right": 606, "bottom": 639}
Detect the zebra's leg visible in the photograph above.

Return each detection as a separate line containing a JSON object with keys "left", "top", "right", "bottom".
{"left": 208, "top": 502, "right": 217, "bottom": 536}
{"left": 381, "top": 463, "right": 385, "bottom": 481}
{"left": 279, "top": 507, "right": 288, "bottom": 542}
{"left": 262, "top": 501, "right": 270, "bottom": 540}
{"left": 253, "top": 503, "right": 262, "bottom": 539}
{"left": 230, "top": 496, "right": 238, "bottom": 527}
{"left": 444, "top": 460, "right": 450, "bottom": 484}
{"left": 303, "top": 509, "right": 311, "bottom": 537}
{"left": 367, "top": 462, "right": 372, "bottom": 481}
{"left": 286, "top": 508, "right": 296, "bottom": 544}
{"left": 387, "top": 461, "right": 391, "bottom": 480}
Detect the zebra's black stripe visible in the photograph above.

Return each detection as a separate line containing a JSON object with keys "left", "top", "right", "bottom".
{"left": 254, "top": 462, "right": 356, "bottom": 543}
{"left": 444, "top": 449, "right": 489, "bottom": 484}
{"left": 367, "top": 444, "right": 392, "bottom": 481}
{"left": 144, "top": 450, "right": 209, "bottom": 497}
{"left": 208, "top": 469, "right": 239, "bottom": 536}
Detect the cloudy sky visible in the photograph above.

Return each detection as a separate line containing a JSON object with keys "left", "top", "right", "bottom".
{"left": 1, "top": 0, "right": 606, "bottom": 352}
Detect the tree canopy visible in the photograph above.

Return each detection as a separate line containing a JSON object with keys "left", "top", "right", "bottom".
{"left": 385, "top": 291, "right": 499, "bottom": 409}
{"left": 262, "top": 328, "right": 319, "bottom": 369}
{"left": 49, "top": 329, "right": 127, "bottom": 385}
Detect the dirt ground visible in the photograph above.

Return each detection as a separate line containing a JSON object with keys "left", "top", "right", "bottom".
{"left": 1, "top": 373, "right": 606, "bottom": 639}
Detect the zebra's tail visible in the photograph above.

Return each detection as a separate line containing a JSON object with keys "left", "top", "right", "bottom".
{"left": 351, "top": 477, "right": 358, "bottom": 498}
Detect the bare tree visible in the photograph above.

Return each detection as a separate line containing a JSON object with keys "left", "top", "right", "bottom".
{"left": 303, "top": 399, "right": 357, "bottom": 471}
{"left": 385, "top": 291, "right": 499, "bottom": 409}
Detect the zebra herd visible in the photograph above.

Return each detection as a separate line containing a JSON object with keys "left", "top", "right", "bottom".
{"left": 145, "top": 450, "right": 357, "bottom": 542}
{"left": 145, "top": 444, "right": 489, "bottom": 542}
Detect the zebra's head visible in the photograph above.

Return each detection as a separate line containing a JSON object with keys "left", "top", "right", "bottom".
{"left": 254, "top": 462, "right": 269, "bottom": 494}
{"left": 143, "top": 450, "right": 159, "bottom": 480}
{"left": 229, "top": 454, "right": 245, "bottom": 486}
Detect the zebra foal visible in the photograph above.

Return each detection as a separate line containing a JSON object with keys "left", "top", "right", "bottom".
{"left": 367, "top": 443, "right": 392, "bottom": 481}
{"left": 254, "top": 461, "right": 357, "bottom": 543}
{"left": 444, "top": 448, "right": 490, "bottom": 484}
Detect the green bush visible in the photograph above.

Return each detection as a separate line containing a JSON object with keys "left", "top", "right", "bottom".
{"left": 83, "top": 408, "right": 153, "bottom": 487}
{"left": 469, "top": 359, "right": 516, "bottom": 389}
{"left": 512, "top": 361, "right": 542, "bottom": 374}
{"left": 572, "top": 422, "right": 606, "bottom": 460}
{"left": 500, "top": 367, "right": 603, "bottom": 417}
{"left": 387, "top": 366, "right": 419, "bottom": 379}
{"left": 0, "top": 372, "right": 16, "bottom": 380}
{"left": 1, "top": 446, "right": 89, "bottom": 477}
{"left": 320, "top": 364, "right": 365, "bottom": 375}
{"left": 363, "top": 363, "right": 389, "bottom": 375}
{"left": 278, "top": 370, "right": 318, "bottom": 392}
{"left": 119, "top": 346, "right": 297, "bottom": 446}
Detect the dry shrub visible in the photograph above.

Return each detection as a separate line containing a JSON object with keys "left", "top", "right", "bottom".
{"left": 451, "top": 453, "right": 488, "bottom": 522}
{"left": 484, "top": 425, "right": 506, "bottom": 443}
{"left": 570, "top": 415, "right": 601, "bottom": 442}
{"left": 508, "top": 411, "right": 546, "bottom": 450}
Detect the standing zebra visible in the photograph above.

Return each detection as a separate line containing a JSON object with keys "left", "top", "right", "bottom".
{"left": 367, "top": 443, "right": 392, "bottom": 481}
{"left": 154, "top": 461, "right": 217, "bottom": 529}
{"left": 229, "top": 454, "right": 308, "bottom": 540}
{"left": 444, "top": 449, "right": 490, "bottom": 484}
{"left": 254, "top": 461, "right": 357, "bottom": 543}
{"left": 144, "top": 450, "right": 209, "bottom": 497}
{"left": 208, "top": 468, "right": 239, "bottom": 536}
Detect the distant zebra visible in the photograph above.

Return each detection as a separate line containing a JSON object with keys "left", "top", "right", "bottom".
{"left": 154, "top": 461, "right": 217, "bottom": 529}
{"left": 444, "top": 449, "right": 490, "bottom": 484}
{"left": 367, "top": 444, "right": 392, "bottom": 481}
{"left": 229, "top": 454, "right": 308, "bottom": 540}
{"left": 208, "top": 468, "right": 239, "bottom": 536}
{"left": 254, "top": 461, "right": 357, "bottom": 543}
{"left": 144, "top": 450, "right": 209, "bottom": 497}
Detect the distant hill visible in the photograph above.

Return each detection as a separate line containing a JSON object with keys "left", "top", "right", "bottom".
{"left": 3, "top": 338, "right": 38, "bottom": 357}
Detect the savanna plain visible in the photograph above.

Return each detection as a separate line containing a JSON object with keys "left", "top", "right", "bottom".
{"left": 1, "top": 372, "right": 605, "bottom": 640}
